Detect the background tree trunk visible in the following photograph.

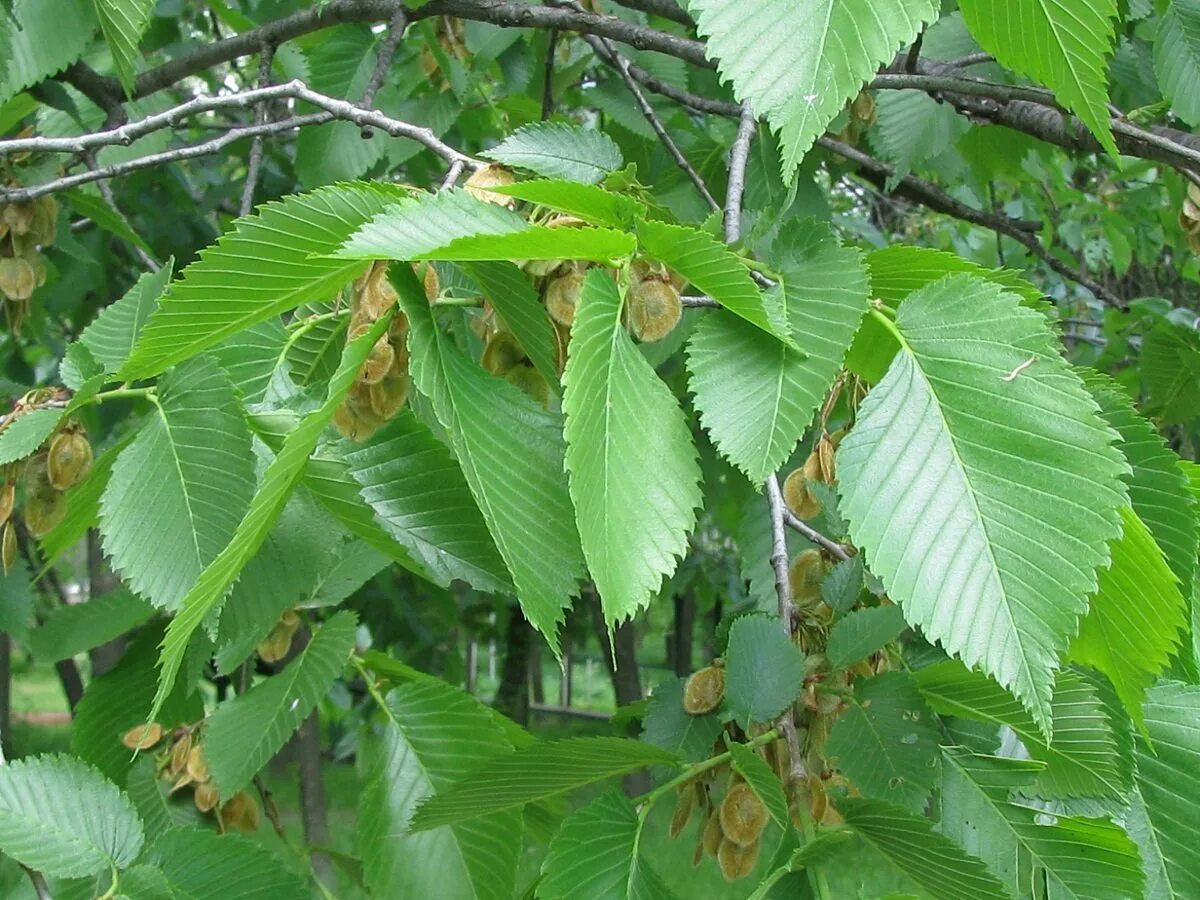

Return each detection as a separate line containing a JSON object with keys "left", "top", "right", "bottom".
{"left": 589, "top": 596, "right": 648, "bottom": 793}
{"left": 494, "top": 610, "right": 532, "bottom": 725}
{"left": 0, "top": 634, "right": 10, "bottom": 759}
{"left": 296, "top": 712, "right": 333, "bottom": 889}
{"left": 671, "top": 590, "right": 695, "bottom": 676}
{"left": 87, "top": 530, "right": 126, "bottom": 677}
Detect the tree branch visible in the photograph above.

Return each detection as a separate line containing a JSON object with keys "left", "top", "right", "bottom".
{"left": 609, "top": 0, "right": 692, "bottom": 26}
{"left": 0, "top": 81, "right": 480, "bottom": 202}
{"left": 239, "top": 44, "right": 276, "bottom": 218}
{"left": 724, "top": 105, "right": 757, "bottom": 243}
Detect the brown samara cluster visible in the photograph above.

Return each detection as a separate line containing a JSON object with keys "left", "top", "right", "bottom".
{"left": 0, "top": 196, "right": 55, "bottom": 330}
{"left": 2, "top": 399, "right": 92, "bottom": 573}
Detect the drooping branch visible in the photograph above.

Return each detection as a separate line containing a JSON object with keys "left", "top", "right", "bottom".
{"left": 609, "top": 0, "right": 692, "bottom": 26}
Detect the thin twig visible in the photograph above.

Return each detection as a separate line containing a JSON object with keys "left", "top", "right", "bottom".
{"left": 239, "top": 43, "right": 276, "bottom": 218}
{"left": 724, "top": 104, "right": 757, "bottom": 243}
{"left": 359, "top": 10, "right": 409, "bottom": 133}
{"left": 782, "top": 508, "right": 852, "bottom": 561}
{"left": 85, "top": 152, "right": 162, "bottom": 271}
{"left": 440, "top": 159, "right": 466, "bottom": 191}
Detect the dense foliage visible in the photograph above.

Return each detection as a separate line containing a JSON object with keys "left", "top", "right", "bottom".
{"left": 0, "top": 0, "right": 1199, "bottom": 897}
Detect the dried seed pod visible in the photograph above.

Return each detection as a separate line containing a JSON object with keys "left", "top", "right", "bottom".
{"left": 194, "top": 780, "right": 220, "bottom": 813}
{"left": 0, "top": 257, "right": 35, "bottom": 301}
{"left": 523, "top": 258, "right": 566, "bottom": 278}
{"left": 257, "top": 629, "right": 293, "bottom": 664}
{"left": 481, "top": 330, "right": 525, "bottom": 377}
{"left": 816, "top": 435, "right": 836, "bottom": 484}
{"left": 0, "top": 481, "right": 13, "bottom": 528}
{"left": 504, "top": 364, "right": 550, "bottom": 406}
{"left": 464, "top": 164, "right": 516, "bottom": 206}
{"left": 701, "top": 808, "right": 723, "bottom": 858}
{"left": 627, "top": 280, "right": 682, "bottom": 343}
{"left": 781, "top": 467, "right": 822, "bottom": 520}
{"left": 719, "top": 783, "right": 768, "bottom": 847}
{"left": 369, "top": 375, "right": 411, "bottom": 420}
{"left": 24, "top": 488, "right": 66, "bottom": 538}
{"left": 717, "top": 836, "right": 760, "bottom": 881}
{"left": 544, "top": 269, "right": 585, "bottom": 328}
{"left": 220, "top": 791, "right": 260, "bottom": 833}
{"left": 389, "top": 311, "right": 410, "bottom": 346}
{"left": 30, "top": 196, "right": 57, "bottom": 245}
{"left": 332, "top": 402, "right": 380, "bottom": 442}
{"left": 412, "top": 262, "right": 440, "bottom": 303}
{"left": 47, "top": 430, "right": 92, "bottom": 491}
{"left": 683, "top": 666, "right": 725, "bottom": 715}
{"left": 360, "top": 337, "right": 396, "bottom": 385}
{"left": 185, "top": 745, "right": 209, "bottom": 783}
{"left": 2, "top": 522, "right": 15, "bottom": 575}
{"left": 669, "top": 783, "right": 695, "bottom": 839}
{"left": 121, "top": 722, "right": 164, "bottom": 750}
{"left": 789, "top": 549, "right": 826, "bottom": 606}
{"left": 169, "top": 733, "right": 193, "bottom": 776}
{"left": 1, "top": 202, "right": 34, "bottom": 235}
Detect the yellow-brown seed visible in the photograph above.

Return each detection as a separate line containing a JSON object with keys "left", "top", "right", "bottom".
{"left": 717, "top": 836, "right": 760, "bottom": 881}
{"left": 332, "top": 403, "right": 380, "bottom": 443}
{"left": 0, "top": 257, "right": 35, "bottom": 301}
{"left": 360, "top": 337, "right": 396, "bottom": 385}
{"left": 464, "top": 165, "right": 516, "bottom": 206}
{"left": 193, "top": 780, "right": 220, "bottom": 813}
{"left": 789, "top": 549, "right": 826, "bottom": 605}
{"left": 719, "top": 783, "right": 768, "bottom": 847}
{"left": 782, "top": 467, "right": 823, "bottom": 520}
{"left": 0, "top": 481, "right": 13, "bottom": 528}
{"left": 47, "top": 431, "right": 92, "bottom": 491}
{"left": 369, "top": 375, "right": 411, "bottom": 421}
{"left": 219, "top": 791, "right": 260, "bottom": 833}
{"left": 816, "top": 435, "right": 836, "bottom": 484}
{"left": 701, "top": 808, "right": 723, "bottom": 858}
{"left": 121, "top": 722, "right": 164, "bottom": 750}
{"left": 683, "top": 666, "right": 724, "bottom": 715}
{"left": 669, "top": 783, "right": 695, "bottom": 839}
{"left": 24, "top": 488, "right": 66, "bottom": 538}
{"left": 2, "top": 522, "right": 15, "bottom": 575}
{"left": 30, "top": 196, "right": 57, "bottom": 245}
{"left": 257, "top": 629, "right": 293, "bottom": 664}
{"left": 544, "top": 270, "right": 585, "bottom": 328}
{"left": 627, "top": 280, "right": 682, "bottom": 343}
{"left": 481, "top": 330, "right": 525, "bottom": 377}
{"left": 169, "top": 733, "right": 193, "bottom": 776}
{"left": 185, "top": 745, "right": 209, "bottom": 783}
{"left": 504, "top": 364, "right": 550, "bottom": 406}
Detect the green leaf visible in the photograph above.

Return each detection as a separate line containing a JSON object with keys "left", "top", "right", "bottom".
{"left": 871, "top": 90, "right": 970, "bottom": 187}
{"left": 0, "top": 407, "right": 66, "bottom": 466}
{"left": 637, "top": 218, "right": 790, "bottom": 344}
{"left": 822, "top": 555, "right": 865, "bottom": 617}
{"left": 1070, "top": 508, "right": 1187, "bottom": 731}
{"left": 538, "top": 790, "right": 676, "bottom": 899}
{"left": 562, "top": 271, "right": 701, "bottom": 626}
{"left": 640, "top": 677, "right": 725, "bottom": 763}
{"left": 1142, "top": 322, "right": 1200, "bottom": 424}
{"left": 145, "top": 828, "right": 309, "bottom": 899}
{"left": 724, "top": 614, "right": 805, "bottom": 726}
{"left": 29, "top": 589, "right": 154, "bottom": 662}
{"left": 100, "top": 356, "right": 256, "bottom": 612}
{"left": 0, "top": 754, "right": 143, "bottom": 879}
{"left": 914, "top": 661, "right": 1134, "bottom": 800}
{"left": 411, "top": 737, "right": 677, "bottom": 831}
{"left": 940, "top": 748, "right": 1144, "bottom": 899}
{"left": 826, "top": 671, "right": 939, "bottom": 813}
{"left": 689, "top": 0, "right": 938, "bottom": 179}
{"left": 825, "top": 605, "right": 907, "bottom": 669}
{"left": 77, "top": 262, "right": 173, "bottom": 374}
{"left": 119, "top": 182, "right": 404, "bottom": 380}
{"left": 485, "top": 179, "right": 646, "bottom": 229}
{"left": 838, "top": 797, "right": 1009, "bottom": 900}
{"left": 359, "top": 680, "right": 520, "bottom": 900}
{"left": 286, "top": 302, "right": 347, "bottom": 387}
{"left": 686, "top": 221, "right": 869, "bottom": 482}
{"left": 92, "top": 0, "right": 154, "bottom": 94}
{"left": 728, "top": 742, "right": 789, "bottom": 828}
{"left": 395, "top": 263, "right": 585, "bottom": 652}
{"left": 149, "top": 314, "right": 393, "bottom": 721}
{"left": 1156, "top": 1, "right": 1200, "bottom": 127}
{"left": 0, "top": 0, "right": 96, "bottom": 105}
{"left": 342, "top": 412, "right": 512, "bottom": 593}
{"left": 465, "top": 260, "right": 561, "bottom": 390}
{"left": 958, "top": 0, "right": 1119, "bottom": 154}
{"left": 72, "top": 626, "right": 202, "bottom": 784}
{"left": 209, "top": 318, "right": 289, "bottom": 404}
{"left": 205, "top": 612, "right": 356, "bottom": 796}
{"left": 837, "top": 275, "right": 1128, "bottom": 736}
{"left": 482, "top": 122, "right": 623, "bottom": 184}
{"left": 1086, "top": 371, "right": 1198, "bottom": 591}
{"left": 1133, "top": 681, "right": 1200, "bottom": 899}
{"left": 63, "top": 189, "right": 157, "bottom": 257}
